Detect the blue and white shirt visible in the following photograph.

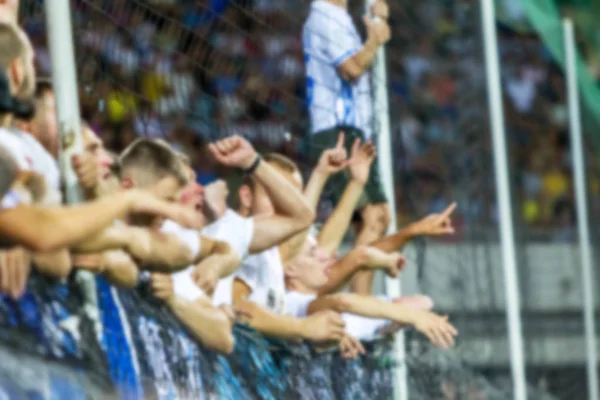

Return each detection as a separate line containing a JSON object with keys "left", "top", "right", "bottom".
{"left": 303, "top": 0, "right": 373, "bottom": 138}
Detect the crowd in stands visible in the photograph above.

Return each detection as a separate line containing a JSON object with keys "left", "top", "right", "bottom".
{"left": 18, "top": 0, "right": 599, "bottom": 239}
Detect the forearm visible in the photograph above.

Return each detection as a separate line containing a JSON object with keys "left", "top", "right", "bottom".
{"left": 303, "top": 170, "right": 329, "bottom": 211}
{"left": 129, "top": 230, "right": 194, "bottom": 272}
{"left": 102, "top": 250, "right": 139, "bottom": 288}
{"left": 236, "top": 300, "right": 307, "bottom": 340}
{"left": 200, "top": 253, "right": 241, "bottom": 279}
{"left": 253, "top": 160, "right": 313, "bottom": 223}
{"left": 354, "top": 37, "right": 378, "bottom": 72}
{"left": 167, "top": 297, "right": 234, "bottom": 354}
{"left": 318, "top": 180, "right": 363, "bottom": 256}
{"left": 0, "top": 193, "right": 133, "bottom": 252}
{"left": 33, "top": 249, "right": 72, "bottom": 279}
{"left": 71, "top": 225, "right": 129, "bottom": 253}
{"left": 317, "top": 248, "right": 366, "bottom": 295}
{"left": 314, "top": 293, "right": 417, "bottom": 325}
{"left": 372, "top": 224, "right": 418, "bottom": 253}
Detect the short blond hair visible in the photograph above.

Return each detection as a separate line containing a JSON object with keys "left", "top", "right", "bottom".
{"left": 119, "top": 138, "right": 188, "bottom": 187}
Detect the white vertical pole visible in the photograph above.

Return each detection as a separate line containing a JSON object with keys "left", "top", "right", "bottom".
{"left": 480, "top": 0, "right": 527, "bottom": 399}
{"left": 44, "top": 0, "right": 83, "bottom": 204}
{"left": 563, "top": 18, "right": 599, "bottom": 400}
{"left": 366, "top": 2, "right": 406, "bottom": 400}
{"left": 45, "top": 0, "right": 100, "bottom": 334}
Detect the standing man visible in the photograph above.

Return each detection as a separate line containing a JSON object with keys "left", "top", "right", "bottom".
{"left": 303, "top": 0, "right": 391, "bottom": 293}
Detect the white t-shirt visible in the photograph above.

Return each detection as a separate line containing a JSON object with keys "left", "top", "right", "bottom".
{"left": 161, "top": 220, "right": 206, "bottom": 302}
{"left": 303, "top": 0, "right": 373, "bottom": 137}
{"left": 0, "top": 128, "right": 60, "bottom": 191}
{"left": 203, "top": 209, "right": 254, "bottom": 306}
{"left": 236, "top": 246, "right": 285, "bottom": 314}
{"left": 161, "top": 211, "right": 255, "bottom": 306}
{"left": 285, "top": 290, "right": 391, "bottom": 341}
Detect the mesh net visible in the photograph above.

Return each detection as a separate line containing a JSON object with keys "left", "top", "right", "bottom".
{"left": 13, "top": 0, "right": 599, "bottom": 399}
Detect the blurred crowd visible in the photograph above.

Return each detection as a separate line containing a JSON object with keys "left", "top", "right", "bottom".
{"left": 19, "top": 0, "right": 600, "bottom": 237}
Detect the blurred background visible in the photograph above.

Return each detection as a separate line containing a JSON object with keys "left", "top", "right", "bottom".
{"left": 19, "top": 0, "right": 600, "bottom": 398}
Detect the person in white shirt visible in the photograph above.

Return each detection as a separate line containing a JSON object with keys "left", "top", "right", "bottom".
{"left": 284, "top": 234, "right": 457, "bottom": 347}
{"left": 303, "top": 0, "right": 393, "bottom": 295}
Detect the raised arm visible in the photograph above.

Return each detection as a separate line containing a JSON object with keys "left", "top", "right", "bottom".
{"left": 209, "top": 136, "right": 314, "bottom": 255}
{"left": 308, "top": 293, "right": 457, "bottom": 349}
{"left": 318, "top": 140, "right": 375, "bottom": 256}
{"left": 0, "top": 189, "right": 204, "bottom": 252}
{"left": 278, "top": 133, "right": 349, "bottom": 261}
{"left": 373, "top": 203, "right": 457, "bottom": 253}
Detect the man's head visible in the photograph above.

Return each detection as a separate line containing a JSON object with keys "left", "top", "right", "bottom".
{"left": 119, "top": 139, "right": 189, "bottom": 227}
{"left": 0, "top": 23, "right": 35, "bottom": 100}
{"left": 119, "top": 138, "right": 188, "bottom": 202}
{"left": 21, "top": 79, "right": 58, "bottom": 157}
{"left": 236, "top": 153, "right": 303, "bottom": 217}
{"left": 177, "top": 154, "right": 205, "bottom": 213}
{"left": 81, "top": 121, "right": 113, "bottom": 180}
{"left": 285, "top": 234, "right": 332, "bottom": 293}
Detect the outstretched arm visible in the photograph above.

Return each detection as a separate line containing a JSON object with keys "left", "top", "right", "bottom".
{"left": 0, "top": 189, "right": 204, "bottom": 252}
{"left": 373, "top": 203, "right": 457, "bottom": 253}
{"left": 308, "top": 293, "right": 457, "bottom": 348}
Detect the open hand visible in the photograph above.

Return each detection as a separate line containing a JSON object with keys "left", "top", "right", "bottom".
{"left": 348, "top": 139, "right": 376, "bottom": 185}
{"left": 413, "top": 311, "right": 458, "bottom": 349}
{"left": 339, "top": 334, "right": 365, "bottom": 359}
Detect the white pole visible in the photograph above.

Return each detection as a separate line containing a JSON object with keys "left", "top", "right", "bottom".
{"left": 479, "top": 0, "right": 527, "bottom": 399}
{"left": 44, "top": 0, "right": 83, "bottom": 204}
{"left": 366, "top": 2, "right": 406, "bottom": 400}
{"left": 45, "top": 0, "right": 100, "bottom": 334}
{"left": 563, "top": 18, "right": 599, "bottom": 400}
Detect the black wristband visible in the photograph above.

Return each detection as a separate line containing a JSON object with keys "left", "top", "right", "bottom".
{"left": 243, "top": 155, "right": 262, "bottom": 175}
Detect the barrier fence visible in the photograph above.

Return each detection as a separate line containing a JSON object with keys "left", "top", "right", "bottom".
{"left": 0, "top": 269, "right": 565, "bottom": 400}
{"left": 0, "top": 270, "right": 397, "bottom": 400}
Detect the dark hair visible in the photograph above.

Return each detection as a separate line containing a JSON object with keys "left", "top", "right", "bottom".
{"left": 35, "top": 78, "right": 53, "bottom": 99}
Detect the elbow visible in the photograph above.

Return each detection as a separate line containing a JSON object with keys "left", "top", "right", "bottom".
{"left": 219, "top": 333, "right": 235, "bottom": 355}
{"left": 298, "top": 207, "right": 316, "bottom": 231}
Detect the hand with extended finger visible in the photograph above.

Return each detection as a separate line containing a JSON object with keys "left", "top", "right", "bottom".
{"left": 348, "top": 139, "right": 376, "bottom": 185}
{"left": 315, "top": 132, "right": 348, "bottom": 175}
{"left": 208, "top": 136, "right": 258, "bottom": 170}
{"left": 410, "top": 202, "right": 457, "bottom": 236}
{"left": 412, "top": 311, "right": 458, "bottom": 349}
